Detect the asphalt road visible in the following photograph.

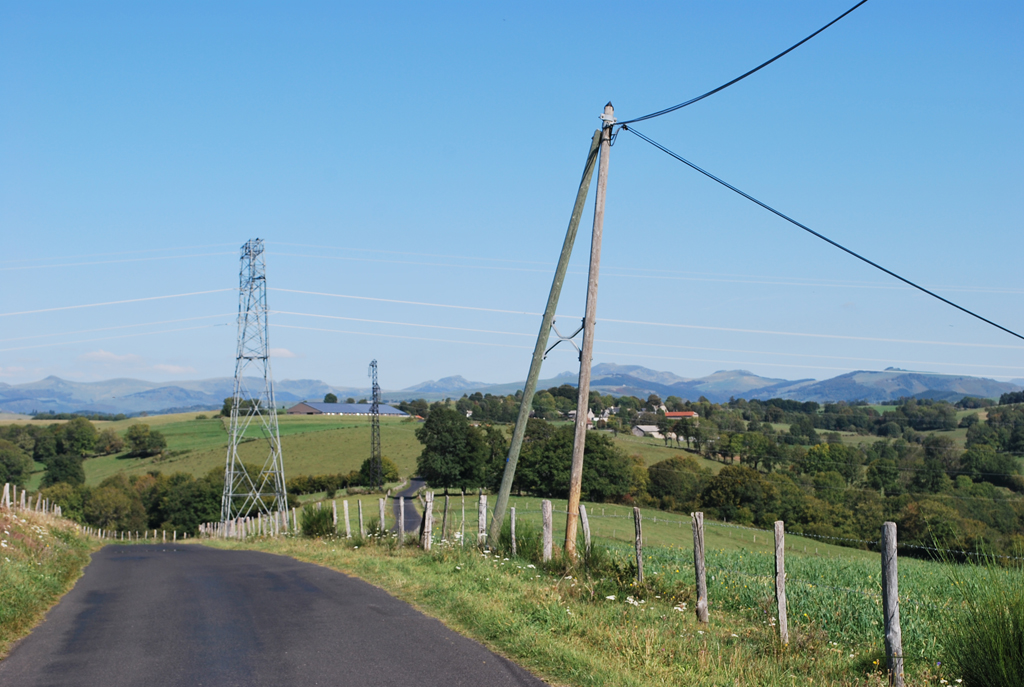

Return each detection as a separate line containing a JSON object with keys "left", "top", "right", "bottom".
{"left": 0, "top": 544, "right": 546, "bottom": 687}
{"left": 393, "top": 478, "right": 426, "bottom": 534}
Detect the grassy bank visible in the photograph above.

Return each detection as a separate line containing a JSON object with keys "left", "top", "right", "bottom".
{"left": 0, "top": 509, "right": 97, "bottom": 659}
{"left": 205, "top": 533, "right": 959, "bottom": 686}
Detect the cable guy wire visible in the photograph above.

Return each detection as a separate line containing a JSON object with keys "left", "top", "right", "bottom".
{"left": 622, "top": 125, "right": 1024, "bottom": 343}
{"left": 618, "top": 0, "right": 870, "bottom": 125}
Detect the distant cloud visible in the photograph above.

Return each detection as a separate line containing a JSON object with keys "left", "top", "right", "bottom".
{"left": 152, "top": 364, "right": 196, "bottom": 375}
{"left": 79, "top": 350, "right": 143, "bottom": 364}
{"left": 0, "top": 366, "right": 26, "bottom": 378}
{"left": 270, "top": 348, "right": 301, "bottom": 359}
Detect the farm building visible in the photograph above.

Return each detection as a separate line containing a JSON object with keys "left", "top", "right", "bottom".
{"left": 632, "top": 424, "right": 676, "bottom": 440}
{"left": 286, "top": 402, "right": 409, "bottom": 417}
{"left": 665, "top": 411, "right": 699, "bottom": 420}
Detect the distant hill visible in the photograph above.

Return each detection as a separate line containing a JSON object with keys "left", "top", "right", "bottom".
{"left": 1, "top": 366, "right": 1019, "bottom": 416}
{"left": 402, "top": 375, "right": 489, "bottom": 394}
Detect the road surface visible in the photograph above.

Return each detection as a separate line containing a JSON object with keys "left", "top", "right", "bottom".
{"left": 393, "top": 478, "right": 426, "bottom": 534}
{"left": 0, "top": 544, "right": 546, "bottom": 687}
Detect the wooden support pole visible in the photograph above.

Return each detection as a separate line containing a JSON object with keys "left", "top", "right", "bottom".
{"left": 378, "top": 498, "right": 386, "bottom": 536}
{"left": 461, "top": 489, "right": 465, "bottom": 548}
{"left": 565, "top": 104, "right": 615, "bottom": 560}
{"left": 332, "top": 500, "right": 338, "bottom": 527}
{"left": 358, "top": 499, "right": 365, "bottom": 538}
{"left": 398, "top": 496, "right": 405, "bottom": 545}
{"left": 487, "top": 129, "right": 604, "bottom": 547}
{"left": 343, "top": 500, "right": 352, "bottom": 538}
{"left": 882, "top": 522, "right": 904, "bottom": 687}
{"left": 541, "top": 499, "right": 553, "bottom": 562}
{"left": 510, "top": 506, "right": 517, "bottom": 557}
{"left": 579, "top": 504, "right": 591, "bottom": 559}
{"left": 692, "top": 512, "right": 709, "bottom": 624}
{"left": 633, "top": 507, "right": 644, "bottom": 585}
{"left": 774, "top": 521, "right": 789, "bottom": 646}
{"left": 477, "top": 494, "right": 487, "bottom": 547}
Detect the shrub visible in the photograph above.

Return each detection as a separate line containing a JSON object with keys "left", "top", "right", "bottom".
{"left": 944, "top": 558, "right": 1024, "bottom": 686}
{"left": 300, "top": 504, "right": 336, "bottom": 538}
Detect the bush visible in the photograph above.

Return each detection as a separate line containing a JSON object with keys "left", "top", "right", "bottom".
{"left": 944, "top": 559, "right": 1024, "bottom": 686}
{"left": 300, "top": 504, "right": 336, "bottom": 538}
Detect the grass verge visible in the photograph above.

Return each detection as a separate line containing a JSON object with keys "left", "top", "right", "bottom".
{"left": 0, "top": 509, "right": 98, "bottom": 660}
{"left": 204, "top": 534, "right": 952, "bottom": 686}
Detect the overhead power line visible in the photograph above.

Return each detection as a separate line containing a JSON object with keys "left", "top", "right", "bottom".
{"left": 0, "top": 289, "right": 234, "bottom": 318}
{"left": 0, "top": 243, "right": 237, "bottom": 265}
{"left": 269, "top": 241, "right": 1024, "bottom": 295}
{"left": 0, "top": 325, "right": 227, "bottom": 353}
{"left": 0, "top": 252, "right": 234, "bottom": 272}
{"left": 270, "top": 287, "right": 1024, "bottom": 350}
{"left": 618, "top": 0, "right": 870, "bottom": 125}
{"left": 268, "top": 251, "right": 1024, "bottom": 296}
{"left": 0, "top": 314, "right": 235, "bottom": 343}
{"left": 269, "top": 288, "right": 542, "bottom": 316}
{"left": 622, "top": 125, "right": 1024, "bottom": 344}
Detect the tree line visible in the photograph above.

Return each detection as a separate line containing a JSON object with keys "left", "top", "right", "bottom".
{"left": 403, "top": 396, "right": 1024, "bottom": 559}
{"left": 0, "top": 418, "right": 167, "bottom": 489}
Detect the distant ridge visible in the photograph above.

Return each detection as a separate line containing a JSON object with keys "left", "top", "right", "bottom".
{"left": 1, "top": 366, "right": 1019, "bottom": 415}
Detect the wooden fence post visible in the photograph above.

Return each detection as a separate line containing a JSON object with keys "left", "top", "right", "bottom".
{"left": 579, "top": 504, "right": 591, "bottom": 558}
{"left": 774, "top": 521, "right": 789, "bottom": 645}
{"left": 461, "top": 489, "right": 465, "bottom": 547}
{"left": 634, "top": 507, "right": 644, "bottom": 585}
{"left": 882, "top": 521, "right": 904, "bottom": 687}
{"left": 442, "top": 494, "right": 450, "bottom": 541}
{"left": 2, "top": 482, "right": 8, "bottom": 509}
{"left": 379, "top": 498, "right": 386, "bottom": 536}
{"left": 477, "top": 494, "right": 487, "bottom": 547}
{"left": 510, "top": 506, "right": 517, "bottom": 556}
{"left": 541, "top": 499, "right": 553, "bottom": 562}
{"left": 343, "top": 500, "right": 351, "bottom": 538}
{"left": 358, "top": 499, "right": 365, "bottom": 537}
{"left": 422, "top": 492, "right": 434, "bottom": 551}
{"left": 692, "top": 512, "right": 709, "bottom": 624}
{"left": 398, "top": 496, "right": 405, "bottom": 545}
{"left": 332, "top": 500, "right": 338, "bottom": 528}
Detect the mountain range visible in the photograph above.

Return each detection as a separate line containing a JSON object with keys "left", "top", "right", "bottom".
{"left": 0, "top": 364, "right": 1018, "bottom": 416}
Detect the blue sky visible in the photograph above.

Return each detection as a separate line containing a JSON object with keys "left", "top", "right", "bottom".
{"left": 2, "top": 1, "right": 1022, "bottom": 391}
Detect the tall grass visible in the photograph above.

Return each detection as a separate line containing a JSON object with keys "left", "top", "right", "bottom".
{"left": 0, "top": 510, "right": 95, "bottom": 658}
{"left": 943, "top": 558, "right": 1024, "bottom": 686}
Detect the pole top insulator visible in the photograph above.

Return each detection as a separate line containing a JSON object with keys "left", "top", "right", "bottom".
{"left": 599, "top": 102, "right": 616, "bottom": 127}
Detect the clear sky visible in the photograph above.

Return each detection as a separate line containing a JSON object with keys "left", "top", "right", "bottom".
{"left": 2, "top": 1, "right": 1022, "bottom": 391}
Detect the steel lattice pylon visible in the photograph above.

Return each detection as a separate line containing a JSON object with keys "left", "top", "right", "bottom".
{"left": 368, "top": 360, "right": 382, "bottom": 489}
{"left": 221, "top": 239, "right": 287, "bottom": 521}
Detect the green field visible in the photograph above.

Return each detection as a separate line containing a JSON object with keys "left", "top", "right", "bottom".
{"left": 610, "top": 433, "right": 725, "bottom": 472}
{"left": 76, "top": 413, "right": 424, "bottom": 486}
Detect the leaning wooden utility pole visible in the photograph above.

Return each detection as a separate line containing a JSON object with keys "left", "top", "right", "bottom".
{"left": 486, "top": 128, "right": 604, "bottom": 547}
{"left": 564, "top": 102, "right": 614, "bottom": 559}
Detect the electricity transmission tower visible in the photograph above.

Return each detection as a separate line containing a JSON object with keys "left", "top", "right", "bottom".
{"left": 368, "top": 360, "right": 382, "bottom": 489}
{"left": 221, "top": 239, "right": 287, "bottom": 521}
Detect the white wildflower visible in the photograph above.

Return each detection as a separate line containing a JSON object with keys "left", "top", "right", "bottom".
{"left": 606, "top": 595, "right": 616, "bottom": 600}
